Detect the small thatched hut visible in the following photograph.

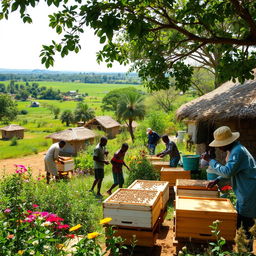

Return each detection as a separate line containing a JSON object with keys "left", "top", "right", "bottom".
{"left": 0, "top": 124, "right": 25, "bottom": 139}
{"left": 176, "top": 78, "right": 256, "bottom": 163}
{"left": 46, "top": 127, "right": 97, "bottom": 155}
{"left": 84, "top": 116, "right": 121, "bottom": 139}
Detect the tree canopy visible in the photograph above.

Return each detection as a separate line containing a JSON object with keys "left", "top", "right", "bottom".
{"left": 2, "top": 0, "right": 256, "bottom": 91}
{"left": 0, "top": 94, "right": 18, "bottom": 123}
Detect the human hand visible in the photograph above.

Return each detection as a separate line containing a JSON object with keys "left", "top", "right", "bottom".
{"left": 201, "top": 152, "right": 211, "bottom": 162}
{"left": 207, "top": 179, "right": 219, "bottom": 189}
{"left": 104, "top": 160, "right": 110, "bottom": 165}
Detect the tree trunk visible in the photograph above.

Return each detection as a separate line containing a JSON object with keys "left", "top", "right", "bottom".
{"left": 128, "top": 118, "right": 135, "bottom": 142}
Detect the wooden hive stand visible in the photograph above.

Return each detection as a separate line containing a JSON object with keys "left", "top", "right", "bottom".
{"left": 174, "top": 196, "right": 237, "bottom": 242}
{"left": 176, "top": 179, "right": 219, "bottom": 198}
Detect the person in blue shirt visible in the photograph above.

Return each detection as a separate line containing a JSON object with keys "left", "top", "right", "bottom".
{"left": 147, "top": 128, "right": 160, "bottom": 155}
{"left": 202, "top": 126, "right": 256, "bottom": 239}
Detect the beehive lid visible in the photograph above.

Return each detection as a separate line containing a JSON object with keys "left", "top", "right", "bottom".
{"left": 128, "top": 180, "right": 169, "bottom": 191}
{"left": 161, "top": 167, "right": 186, "bottom": 172}
{"left": 103, "top": 188, "right": 160, "bottom": 207}
{"left": 146, "top": 155, "right": 162, "bottom": 160}
{"left": 176, "top": 179, "right": 218, "bottom": 191}
{"left": 176, "top": 196, "right": 236, "bottom": 214}
{"left": 152, "top": 161, "right": 170, "bottom": 165}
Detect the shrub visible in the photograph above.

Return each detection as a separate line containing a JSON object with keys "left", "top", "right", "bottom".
{"left": 19, "top": 109, "right": 28, "bottom": 115}
{"left": 9, "top": 136, "right": 18, "bottom": 146}
{"left": 126, "top": 153, "right": 159, "bottom": 186}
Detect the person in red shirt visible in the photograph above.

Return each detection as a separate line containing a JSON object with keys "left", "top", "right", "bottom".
{"left": 107, "top": 143, "right": 130, "bottom": 195}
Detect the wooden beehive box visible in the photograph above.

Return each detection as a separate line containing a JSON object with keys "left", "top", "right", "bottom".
{"left": 56, "top": 158, "right": 74, "bottom": 172}
{"left": 160, "top": 167, "right": 191, "bottom": 187}
{"left": 146, "top": 155, "right": 163, "bottom": 161}
{"left": 103, "top": 188, "right": 161, "bottom": 229}
{"left": 175, "top": 196, "right": 237, "bottom": 241}
{"left": 128, "top": 180, "right": 169, "bottom": 209}
{"left": 176, "top": 179, "right": 219, "bottom": 198}
{"left": 152, "top": 161, "right": 170, "bottom": 172}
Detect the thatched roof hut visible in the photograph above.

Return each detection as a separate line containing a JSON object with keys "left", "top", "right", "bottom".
{"left": 0, "top": 124, "right": 25, "bottom": 139}
{"left": 85, "top": 116, "right": 121, "bottom": 139}
{"left": 176, "top": 77, "right": 256, "bottom": 161}
{"left": 46, "top": 127, "right": 96, "bottom": 154}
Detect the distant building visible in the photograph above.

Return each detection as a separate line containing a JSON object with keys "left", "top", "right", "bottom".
{"left": 30, "top": 101, "right": 40, "bottom": 107}
{"left": 0, "top": 124, "right": 25, "bottom": 140}
{"left": 46, "top": 127, "right": 96, "bottom": 155}
{"left": 85, "top": 116, "right": 121, "bottom": 139}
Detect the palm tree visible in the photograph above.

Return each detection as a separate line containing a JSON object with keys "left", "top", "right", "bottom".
{"left": 74, "top": 102, "right": 95, "bottom": 124}
{"left": 116, "top": 93, "right": 145, "bottom": 142}
{"left": 61, "top": 110, "right": 74, "bottom": 126}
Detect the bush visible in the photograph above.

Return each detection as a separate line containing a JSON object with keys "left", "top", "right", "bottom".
{"left": 74, "top": 146, "right": 94, "bottom": 174}
{"left": 9, "top": 136, "right": 18, "bottom": 146}
{"left": 19, "top": 109, "right": 28, "bottom": 115}
{"left": 126, "top": 153, "right": 159, "bottom": 186}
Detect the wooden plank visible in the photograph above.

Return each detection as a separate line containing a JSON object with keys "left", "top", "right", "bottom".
{"left": 160, "top": 168, "right": 191, "bottom": 187}
{"left": 151, "top": 161, "right": 170, "bottom": 172}
{"left": 177, "top": 189, "right": 219, "bottom": 198}
{"left": 146, "top": 155, "right": 163, "bottom": 161}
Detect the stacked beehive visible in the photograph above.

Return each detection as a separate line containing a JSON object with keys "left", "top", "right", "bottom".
{"left": 103, "top": 180, "right": 169, "bottom": 246}
{"left": 174, "top": 179, "right": 237, "bottom": 242}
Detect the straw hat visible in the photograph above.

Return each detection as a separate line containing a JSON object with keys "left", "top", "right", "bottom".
{"left": 209, "top": 126, "right": 240, "bottom": 147}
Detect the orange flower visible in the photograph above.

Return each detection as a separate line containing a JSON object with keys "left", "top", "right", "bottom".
{"left": 69, "top": 224, "right": 82, "bottom": 232}
{"left": 100, "top": 217, "right": 112, "bottom": 225}
{"left": 7, "top": 234, "right": 14, "bottom": 239}
{"left": 87, "top": 232, "right": 100, "bottom": 239}
{"left": 56, "top": 244, "right": 65, "bottom": 250}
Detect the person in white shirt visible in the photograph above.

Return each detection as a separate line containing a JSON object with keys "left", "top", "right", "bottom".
{"left": 44, "top": 141, "right": 66, "bottom": 184}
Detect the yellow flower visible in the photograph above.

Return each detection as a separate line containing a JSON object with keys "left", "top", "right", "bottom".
{"left": 131, "top": 156, "right": 136, "bottom": 160}
{"left": 69, "top": 224, "right": 82, "bottom": 232}
{"left": 56, "top": 244, "right": 65, "bottom": 250}
{"left": 87, "top": 232, "right": 100, "bottom": 239}
{"left": 99, "top": 217, "right": 112, "bottom": 225}
{"left": 18, "top": 250, "right": 24, "bottom": 255}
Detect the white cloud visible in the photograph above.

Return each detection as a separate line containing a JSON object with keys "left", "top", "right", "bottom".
{"left": 0, "top": 2, "right": 129, "bottom": 72}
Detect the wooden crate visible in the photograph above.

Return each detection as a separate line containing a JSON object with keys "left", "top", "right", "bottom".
{"left": 56, "top": 158, "right": 74, "bottom": 172}
{"left": 175, "top": 196, "right": 237, "bottom": 241}
{"left": 151, "top": 161, "right": 170, "bottom": 172}
{"left": 128, "top": 180, "right": 169, "bottom": 209}
{"left": 176, "top": 179, "right": 219, "bottom": 198}
{"left": 103, "top": 188, "right": 161, "bottom": 229}
{"left": 160, "top": 167, "right": 191, "bottom": 187}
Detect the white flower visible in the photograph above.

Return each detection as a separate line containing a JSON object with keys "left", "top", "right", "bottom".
{"left": 41, "top": 221, "right": 52, "bottom": 227}
{"left": 32, "top": 240, "right": 39, "bottom": 245}
{"left": 43, "top": 245, "right": 50, "bottom": 250}
{"left": 29, "top": 250, "right": 35, "bottom": 255}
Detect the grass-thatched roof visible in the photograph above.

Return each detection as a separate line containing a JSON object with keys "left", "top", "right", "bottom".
{"left": 46, "top": 127, "right": 96, "bottom": 141}
{"left": 0, "top": 124, "right": 25, "bottom": 131}
{"left": 85, "top": 116, "right": 120, "bottom": 129}
{"left": 176, "top": 78, "right": 256, "bottom": 122}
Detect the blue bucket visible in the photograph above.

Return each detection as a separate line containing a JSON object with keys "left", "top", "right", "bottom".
{"left": 182, "top": 155, "right": 200, "bottom": 171}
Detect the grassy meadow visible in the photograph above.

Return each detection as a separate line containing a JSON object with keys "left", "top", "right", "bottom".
{"left": 0, "top": 82, "right": 145, "bottom": 160}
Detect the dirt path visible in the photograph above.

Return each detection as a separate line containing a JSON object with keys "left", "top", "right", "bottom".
{"left": 0, "top": 151, "right": 46, "bottom": 177}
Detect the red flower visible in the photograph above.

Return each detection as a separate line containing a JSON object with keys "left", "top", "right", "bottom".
{"left": 32, "top": 204, "right": 39, "bottom": 208}
{"left": 57, "top": 224, "right": 70, "bottom": 229}
{"left": 221, "top": 185, "right": 232, "bottom": 192}
{"left": 66, "top": 234, "right": 75, "bottom": 239}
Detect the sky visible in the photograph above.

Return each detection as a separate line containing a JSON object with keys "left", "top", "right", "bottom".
{"left": 0, "top": 2, "right": 129, "bottom": 73}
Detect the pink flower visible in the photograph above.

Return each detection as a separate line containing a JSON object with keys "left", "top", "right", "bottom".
{"left": 221, "top": 185, "right": 232, "bottom": 192}
{"left": 40, "top": 212, "right": 50, "bottom": 217}
{"left": 27, "top": 210, "right": 33, "bottom": 214}
{"left": 32, "top": 204, "right": 39, "bottom": 208}
{"left": 4, "top": 208, "right": 11, "bottom": 213}
{"left": 46, "top": 216, "right": 64, "bottom": 223}
{"left": 56, "top": 224, "right": 70, "bottom": 229}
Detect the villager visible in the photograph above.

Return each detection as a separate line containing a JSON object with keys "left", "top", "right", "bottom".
{"left": 107, "top": 143, "right": 130, "bottom": 195}
{"left": 89, "top": 136, "right": 109, "bottom": 197}
{"left": 156, "top": 135, "right": 180, "bottom": 167}
{"left": 202, "top": 126, "right": 256, "bottom": 241}
{"left": 147, "top": 128, "right": 160, "bottom": 155}
{"left": 44, "top": 141, "right": 66, "bottom": 184}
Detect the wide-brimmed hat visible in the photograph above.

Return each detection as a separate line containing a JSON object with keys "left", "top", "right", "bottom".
{"left": 209, "top": 126, "right": 240, "bottom": 147}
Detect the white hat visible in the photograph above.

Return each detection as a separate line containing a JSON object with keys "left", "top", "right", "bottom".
{"left": 147, "top": 128, "right": 152, "bottom": 134}
{"left": 209, "top": 126, "right": 240, "bottom": 147}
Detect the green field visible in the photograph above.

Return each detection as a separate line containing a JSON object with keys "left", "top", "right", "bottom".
{"left": 1, "top": 80, "right": 144, "bottom": 96}
{"left": 0, "top": 82, "right": 145, "bottom": 159}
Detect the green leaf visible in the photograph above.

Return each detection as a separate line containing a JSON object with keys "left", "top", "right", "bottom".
{"left": 100, "top": 36, "right": 106, "bottom": 44}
